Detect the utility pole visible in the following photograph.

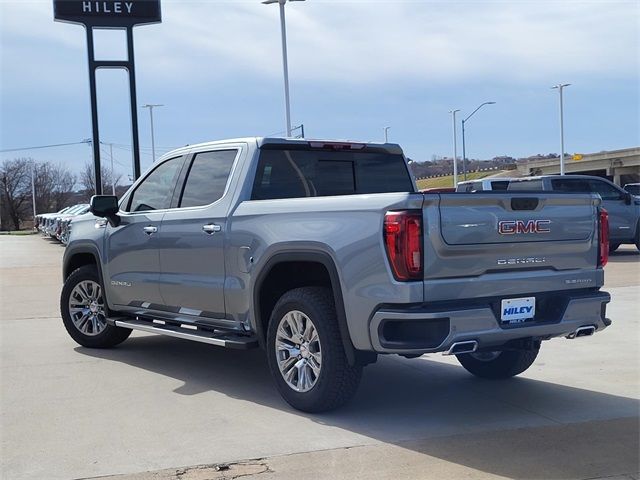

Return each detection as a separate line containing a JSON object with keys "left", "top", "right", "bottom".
{"left": 384, "top": 126, "right": 390, "bottom": 143}
{"left": 552, "top": 83, "right": 571, "bottom": 175}
{"left": 0, "top": 180, "right": 3, "bottom": 231}
{"left": 449, "top": 109, "right": 460, "bottom": 187}
{"left": 109, "top": 143, "right": 116, "bottom": 195}
{"left": 292, "top": 123, "right": 305, "bottom": 138}
{"left": 31, "top": 161, "right": 37, "bottom": 227}
{"left": 142, "top": 104, "right": 163, "bottom": 163}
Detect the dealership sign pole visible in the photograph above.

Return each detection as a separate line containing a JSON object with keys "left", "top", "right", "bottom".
{"left": 53, "top": 0, "right": 161, "bottom": 194}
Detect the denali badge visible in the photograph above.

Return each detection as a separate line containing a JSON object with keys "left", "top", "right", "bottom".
{"left": 111, "top": 280, "right": 132, "bottom": 287}
{"left": 498, "top": 219, "right": 551, "bottom": 235}
{"left": 497, "top": 257, "right": 546, "bottom": 265}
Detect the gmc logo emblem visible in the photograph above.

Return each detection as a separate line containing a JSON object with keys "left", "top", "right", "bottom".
{"left": 498, "top": 220, "right": 551, "bottom": 235}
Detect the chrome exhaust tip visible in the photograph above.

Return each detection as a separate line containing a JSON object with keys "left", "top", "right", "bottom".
{"left": 566, "top": 325, "right": 596, "bottom": 339}
{"left": 444, "top": 340, "right": 478, "bottom": 356}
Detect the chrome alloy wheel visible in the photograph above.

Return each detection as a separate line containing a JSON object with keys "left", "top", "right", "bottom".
{"left": 68, "top": 280, "right": 107, "bottom": 336}
{"left": 275, "top": 310, "right": 322, "bottom": 393}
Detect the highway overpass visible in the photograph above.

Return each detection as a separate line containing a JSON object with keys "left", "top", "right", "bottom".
{"left": 516, "top": 147, "right": 640, "bottom": 186}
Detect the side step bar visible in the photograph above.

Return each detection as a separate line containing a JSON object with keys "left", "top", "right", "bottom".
{"left": 114, "top": 318, "right": 258, "bottom": 350}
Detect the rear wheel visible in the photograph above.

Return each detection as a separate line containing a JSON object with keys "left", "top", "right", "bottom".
{"left": 60, "top": 265, "right": 131, "bottom": 348}
{"left": 456, "top": 348, "right": 539, "bottom": 379}
{"left": 266, "top": 287, "right": 362, "bottom": 412}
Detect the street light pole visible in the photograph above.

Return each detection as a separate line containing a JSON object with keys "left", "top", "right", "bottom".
{"left": 552, "top": 84, "right": 570, "bottom": 175}
{"left": 449, "top": 109, "right": 460, "bottom": 187}
{"left": 384, "top": 126, "right": 390, "bottom": 143}
{"left": 461, "top": 101, "right": 496, "bottom": 181}
{"left": 263, "top": 0, "right": 304, "bottom": 137}
{"left": 142, "top": 104, "right": 163, "bottom": 163}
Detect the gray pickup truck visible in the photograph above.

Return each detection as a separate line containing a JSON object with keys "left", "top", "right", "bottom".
{"left": 61, "top": 138, "right": 611, "bottom": 412}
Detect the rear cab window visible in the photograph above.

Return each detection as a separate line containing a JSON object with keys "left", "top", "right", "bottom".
{"left": 251, "top": 144, "right": 414, "bottom": 200}
{"left": 490, "top": 181, "right": 510, "bottom": 191}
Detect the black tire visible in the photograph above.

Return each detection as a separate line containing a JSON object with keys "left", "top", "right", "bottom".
{"left": 456, "top": 348, "right": 539, "bottom": 379}
{"left": 266, "top": 287, "right": 362, "bottom": 413}
{"left": 60, "top": 265, "right": 131, "bottom": 348}
{"left": 609, "top": 243, "right": 620, "bottom": 253}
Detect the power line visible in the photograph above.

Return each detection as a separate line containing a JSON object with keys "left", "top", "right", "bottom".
{"left": 0, "top": 140, "right": 90, "bottom": 153}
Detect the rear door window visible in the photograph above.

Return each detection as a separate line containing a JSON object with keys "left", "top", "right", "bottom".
{"left": 179, "top": 150, "right": 237, "bottom": 208}
{"left": 251, "top": 147, "right": 413, "bottom": 200}
{"left": 550, "top": 178, "right": 590, "bottom": 193}
{"left": 588, "top": 179, "right": 624, "bottom": 201}
{"left": 508, "top": 179, "right": 544, "bottom": 191}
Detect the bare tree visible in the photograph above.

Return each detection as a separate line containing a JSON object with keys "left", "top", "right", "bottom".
{"left": 0, "top": 158, "right": 32, "bottom": 230}
{"left": 51, "top": 165, "right": 76, "bottom": 211}
{"left": 31, "top": 162, "right": 77, "bottom": 214}
{"left": 79, "top": 162, "right": 121, "bottom": 200}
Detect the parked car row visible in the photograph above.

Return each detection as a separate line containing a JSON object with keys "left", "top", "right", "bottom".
{"left": 35, "top": 204, "right": 90, "bottom": 245}
{"left": 450, "top": 174, "right": 640, "bottom": 252}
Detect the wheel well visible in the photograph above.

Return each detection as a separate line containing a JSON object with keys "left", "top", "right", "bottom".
{"left": 64, "top": 253, "right": 98, "bottom": 280}
{"left": 257, "top": 261, "right": 332, "bottom": 341}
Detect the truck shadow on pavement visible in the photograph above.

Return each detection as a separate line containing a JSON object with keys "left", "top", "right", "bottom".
{"left": 609, "top": 249, "right": 640, "bottom": 263}
{"left": 77, "top": 336, "right": 640, "bottom": 479}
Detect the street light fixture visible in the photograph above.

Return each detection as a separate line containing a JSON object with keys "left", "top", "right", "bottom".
{"left": 461, "top": 101, "right": 496, "bottom": 181}
{"left": 551, "top": 83, "right": 571, "bottom": 175}
{"left": 383, "top": 126, "right": 391, "bottom": 143}
{"left": 263, "top": 0, "right": 304, "bottom": 137}
{"left": 449, "top": 109, "right": 460, "bottom": 187}
{"left": 142, "top": 104, "right": 163, "bottom": 163}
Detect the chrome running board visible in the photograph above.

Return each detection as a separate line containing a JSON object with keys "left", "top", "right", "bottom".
{"left": 114, "top": 318, "right": 258, "bottom": 349}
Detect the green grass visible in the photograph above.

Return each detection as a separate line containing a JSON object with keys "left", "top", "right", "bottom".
{"left": 0, "top": 230, "right": 37, "bottom": 235}
{"left": 416, "top": 171, "right": 497, "bottom": 190}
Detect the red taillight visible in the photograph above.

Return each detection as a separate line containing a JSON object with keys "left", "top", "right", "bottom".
{"left": 598, "top": 208, "right": 609, "bottom": 267}
{"left": 384, "top": 211, "right": 423, "bottom": 281}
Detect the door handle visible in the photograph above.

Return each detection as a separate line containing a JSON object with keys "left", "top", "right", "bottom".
{"left": 202, "top": 223, "right": 222, "bottom": 234}
{"left": 143, "top": 225, "right": 158, "bottom": 235}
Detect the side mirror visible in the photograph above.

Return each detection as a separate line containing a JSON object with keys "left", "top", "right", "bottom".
{"left": 623, "top": 192, "right": 632, "bottom": 205}
{"left": 90, "top": 195, "right": 120, "bottom": 227}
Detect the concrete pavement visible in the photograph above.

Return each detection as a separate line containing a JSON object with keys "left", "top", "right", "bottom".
{"left": 1, "top": 236, "right": 638, "bottom": 480}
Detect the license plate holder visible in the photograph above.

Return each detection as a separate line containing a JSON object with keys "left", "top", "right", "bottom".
{"left": 501, "top": 296, "right": 536, "bottom": 324}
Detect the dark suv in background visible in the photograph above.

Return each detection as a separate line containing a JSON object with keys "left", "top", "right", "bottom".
{"left": 509, "top": 175, "right": 640, "bottom": 252}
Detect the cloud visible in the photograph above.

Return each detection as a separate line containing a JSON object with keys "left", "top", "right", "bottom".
{"left": 2, "top": 0, "right": 638, "bottom": 90}
{"left": 136, "top": 0, "right": 639, "bottom": 85}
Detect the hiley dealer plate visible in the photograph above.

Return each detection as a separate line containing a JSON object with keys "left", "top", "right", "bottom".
{"left": 501, "top": 296, "right": 536, "bottom": 324}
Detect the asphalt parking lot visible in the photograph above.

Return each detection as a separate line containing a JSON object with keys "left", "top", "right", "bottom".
{"left": 1, "top": 235, "right": 639, "bottom": 480}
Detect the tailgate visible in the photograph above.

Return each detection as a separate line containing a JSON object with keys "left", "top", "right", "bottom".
{"left": 422, "top": 192, "right": 603, "bottom": 302}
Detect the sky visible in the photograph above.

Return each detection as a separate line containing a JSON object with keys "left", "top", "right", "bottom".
{"left": 1, "top": 0, "right": 639, "bottom": 181}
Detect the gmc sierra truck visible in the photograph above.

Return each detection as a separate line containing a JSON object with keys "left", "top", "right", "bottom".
{"left": 61, "top": 138, "right": 611, "bottom": 412}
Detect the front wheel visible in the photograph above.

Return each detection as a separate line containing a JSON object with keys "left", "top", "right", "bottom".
{"left": 456, "top": 348, "right": 539, "bottom": 379}
{"left": 266, "top": 287, "right": 362, "bottom": 413}
{"left": 60, "top": 265, "right": 131, "bottom": 348}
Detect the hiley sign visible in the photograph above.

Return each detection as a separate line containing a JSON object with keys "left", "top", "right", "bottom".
{"left": 53, "top": 0, "right": 161, "bottom": 194}
{"left": 54, "top": 0, "right": 161, "bottom": 26}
